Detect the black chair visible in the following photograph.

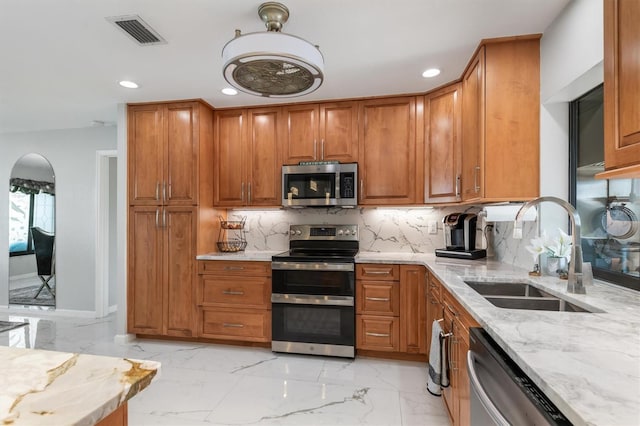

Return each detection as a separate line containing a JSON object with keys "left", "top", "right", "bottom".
{"left": 31, "top": 227, "right": 55, "bottom": 299}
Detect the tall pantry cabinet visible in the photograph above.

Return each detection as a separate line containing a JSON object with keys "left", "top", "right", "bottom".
{"left": 127, "top": 100, "right": 218, "bottom": 337}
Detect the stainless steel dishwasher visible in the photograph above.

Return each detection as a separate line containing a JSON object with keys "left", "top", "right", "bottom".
{"left": 467, "top": 328, "right": 573, "bottom": 426}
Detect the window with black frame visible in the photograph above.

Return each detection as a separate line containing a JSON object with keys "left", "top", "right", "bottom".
{"left": 569, "top": 84, "right": 640, "bottom": 291}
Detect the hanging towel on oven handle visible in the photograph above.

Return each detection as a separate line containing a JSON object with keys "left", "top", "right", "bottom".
{"left": 427, "top": 319, "right": 451, "bottom": 396}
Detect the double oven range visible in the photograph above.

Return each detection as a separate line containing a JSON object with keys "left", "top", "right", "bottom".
{"left": 271, "top": 224, "right": 358, "bottom": 358}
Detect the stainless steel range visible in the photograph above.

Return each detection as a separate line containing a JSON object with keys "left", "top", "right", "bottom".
{"left": 271, "top": 224, "right": 358, "bottom": 358}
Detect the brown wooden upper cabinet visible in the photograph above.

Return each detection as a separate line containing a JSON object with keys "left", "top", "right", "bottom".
{"left": 461, "top": 36, "right": 541, "bottom": 202}
{"left": 599, "top": 0, "right": 640, "bottom": 179}
{"left": 424, "top": 83, "right": 462, "bottom": 203}
{"left": 214, "top": 108, "right": 281, "bottom": 207}
{"left": 128, "top": 101, "right": 210, "bottom": 206}
{"left": 358, "top": 96, "right": 419, "bottom": 205}
{"left": 281, "top": 102, "right": 358, "bottom": 164}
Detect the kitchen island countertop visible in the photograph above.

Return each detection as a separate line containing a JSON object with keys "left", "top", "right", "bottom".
{"left": 0, "top": 346, "right": 159, "bottom": 425}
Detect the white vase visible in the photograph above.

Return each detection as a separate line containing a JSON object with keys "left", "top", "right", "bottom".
{"left": 546, "top": 256, "right": 568, "bottom": 276}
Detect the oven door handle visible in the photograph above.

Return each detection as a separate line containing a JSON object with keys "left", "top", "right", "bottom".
{"left": 271, "top": 293, "right": 354, "bottom": 306}
{"left": 271, "top": 261, "right": 354, "bottom": 272}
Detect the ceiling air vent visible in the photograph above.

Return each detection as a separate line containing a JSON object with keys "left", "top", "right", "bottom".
{"left": 106, "top": 15, "right": 167, "bottom": 46}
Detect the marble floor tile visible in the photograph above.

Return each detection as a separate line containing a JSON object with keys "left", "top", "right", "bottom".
{"left": 0, "top": 312, "right": 449, "bottom": 425}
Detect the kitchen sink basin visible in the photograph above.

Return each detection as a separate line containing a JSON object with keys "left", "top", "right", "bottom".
{"left": 464, "top": 281, "right": 554, "bottom": 298}
{"left": 463, "top": 280, "right": 597, "bottom": 313}
{"left": 484, "top": 296, "right": 592, "bottom": 312}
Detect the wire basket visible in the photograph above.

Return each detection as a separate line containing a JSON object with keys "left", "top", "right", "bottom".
{"left": 219, "top": 215, "right": 246, "bottom": 230}
{"left": 217, "top": 240, "right": 247, "bottom": 253}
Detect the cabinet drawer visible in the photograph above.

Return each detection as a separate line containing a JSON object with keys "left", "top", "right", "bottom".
{"left": 442, "top": 288, "right": 479, "bottom": 330}
{"left": 198, "top": 260, "right": 270, "bottom": 276}
{"left": 200, "top": 309, "right": 270, "bottom": 342}
{"left": 200, "top": 276, "right": 270, "bottom": 308}
{"left": 356, "top": 281, "right": 399, "bottom": 316}
{"left": 356, "top": 264, "right": 400, "bottom": 281}
{"left": 428, "top": 275, "right": 442, "bottom": 299}
{"left": 356, "top": 315, "right": 399, "bottom": 352}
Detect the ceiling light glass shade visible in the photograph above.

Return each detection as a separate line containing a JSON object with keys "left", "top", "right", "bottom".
{"left": 222, "top": 32, "right": 324, "bottom": 98}
{"left": 422, "top": 68, "right": 441, "bottom": 78}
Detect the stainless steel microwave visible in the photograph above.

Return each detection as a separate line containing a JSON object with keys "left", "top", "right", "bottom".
{"left": 282, "top": 163, "right": 358, "bottom": 208}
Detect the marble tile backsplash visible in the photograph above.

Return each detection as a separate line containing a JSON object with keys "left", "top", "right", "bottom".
{"left": 227, "top": 207, "right": 539, "bottom": 270}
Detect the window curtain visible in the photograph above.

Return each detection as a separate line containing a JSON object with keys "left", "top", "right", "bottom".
{"left": 10, "top": 178, "right": 55, "bottom": 195}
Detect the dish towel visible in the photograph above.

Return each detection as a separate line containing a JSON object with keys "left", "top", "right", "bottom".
{"left": 427, "top": 320, "right": 450, "bottom": 396}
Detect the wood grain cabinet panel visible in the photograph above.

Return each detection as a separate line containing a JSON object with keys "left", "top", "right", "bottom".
{"left": 356, "top": 281, "right": 399, "bottom": 316}
{"left": 319, "top": 102, "right": 358, "bottom": 162}
{"left": 214, "top": 108, "right": 281, "bottom": 207}
{"left": 356, "top": 315, "right": 399, "bottom": 352}
{"left": 128, "top": 105, "right": 164, "bottom": 205}
{"left": 358, "top": 97, "right": 418, "bottom": 205}
{"left": 197, "top": 261, "right": 272, "bottom": 343}
{"left": 600, "top": 0, "right": 640, "bottom": 177}
{"left": 356, "top": 263, "right": 399, "bottom": 281}
{"left": 399, "top": 265, "right": 426, "bottom": 354}
{"left": 424, "top": 83, "right": 462, "bottom": 203}
{"left": 281, "top": 104, "right": 319, "bottom": 164}
{"left": 461, "top": 37, "right": 541, "bottom": 202}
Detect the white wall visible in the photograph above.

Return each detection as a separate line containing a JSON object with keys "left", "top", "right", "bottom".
{"left": 108, "top": 157, "right": 117, "bottom": 307}
{"left": 0, "top": 126, "right": 117, "bottom": 311}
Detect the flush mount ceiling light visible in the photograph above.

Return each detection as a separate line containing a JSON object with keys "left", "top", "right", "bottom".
{"left": 222, "top": 2, "right": 324, "bottom": 98}
{"left": 422, "top": 68, "right": 441, "bottom": 78}
{"left": 118, "top": 80, "right": 139, "bottom": 89}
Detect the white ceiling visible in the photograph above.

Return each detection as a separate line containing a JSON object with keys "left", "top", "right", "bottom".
{"left": 0, "top": 0, "right": 570, "bottom": 134}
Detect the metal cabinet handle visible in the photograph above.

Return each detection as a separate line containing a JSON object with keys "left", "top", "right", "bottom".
{"left": 224, "top": 266, "right": 245, "bottom": 271}
{"left": 366, "top": 332, "right": 390, "bottom": 338}
{"left": 467, "top": 351, "right": 511, "bottom": 426}
{"left": 155, "top": 209, "right": 159, "bottom": 227}
{"left": 364, "top": 270, "right": 392, "bottom": 275}
{"left": 163, "top": 181, "right": 167, "bottom": 202}
{"left": 162, "top": 209, "right": 166, "bottom": 228}
{"left": 321, "top": 139, "right": 325, "bottom": 159}
{"left": 444, "top": 302, "right": 458, "bottom": 317}
{"left": 168, "top": 182, "right": 172, "bottom": 199}
{"left": 430, "top": 299, "right": 439, "bottom": 305}
{"left": 248, "top": 182, "right": 252, "bottom": 204}
{"left": 241, "top": 182, "right": 245, "bottom": 202}
{"left": 223, "top": 290, "right": 244, "bottom": 296}
{"left": 456, "top": 175, "right": 461, "bottom": 199}
{"left": 155, "top": 182, "right": 160, "bottom": 201}
{"left": 474, "top": 166, "right": 481, "bottom": 193}
{"left": 360, "top": 179, "right": 364, "bottom": 201}
{"left": 223, "top": 323, "right": 245, "bottom": 328}
{"left": 366, "top": 297, "right": 390, "bottom": 302}
{"left": 313, "top": 139, "right": 317, "bottom": 159}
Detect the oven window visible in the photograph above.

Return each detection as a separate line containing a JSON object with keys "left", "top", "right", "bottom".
{"left": 272, "top": 269, "right": 354, "bottom": 296}
{"left": 272, "top": 304, "right": 355, "bottom": 346}
{"left": 285, "top": 173, "right": 336, "bottom": 199}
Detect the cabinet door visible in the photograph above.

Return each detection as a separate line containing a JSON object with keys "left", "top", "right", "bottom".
{"left": 165, "top": 102, "right": 199, "bottom": 205}
{"left": 214, "top": 109, "right": 247, "bottom": 206}
{"left": 461, "top": 48, "right": 484, "bottom": 202}
{"left": 128, "top": 104, "right": 164, "bottom": 205}
{"left": 400, "top": 265, "right": 426, "bottom": 354}
{"left": 163, "top": 207, "right": 196, "bottom": 337}
{"left": 440, "top": 307, "right": 457, "bottom": 424}
{"left": 128, "top": 207, "right": 163, "bottom": 335}
{"left": 358, "top": 97, "right": 417, "bottom": 205}
{"left": 281, "top": 104, "right": 319, "bottom": 164}
{"left": 247, "top": 108, "right": 281, "bottom": 206}
{"left": 603, "top": 0, "right": 640, "bottom": 172}
{"left": 457, "top": 323, "right": 471, "bottom": 426}
{"left": 319, "top": 102, "right": 358, "bottom": 162}
{"left": 424, "top": 84, "right": 462, "bottom": 203}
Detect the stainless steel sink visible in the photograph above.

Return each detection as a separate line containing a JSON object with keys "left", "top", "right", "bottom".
{"left": 464, "top": 281, "right": 554, "bottom": 298}
{"left": 463, "top": 280, "right": 597, "bottom": 313}
{"left": 484, "top": 296, "right": 591, "bottom": 312}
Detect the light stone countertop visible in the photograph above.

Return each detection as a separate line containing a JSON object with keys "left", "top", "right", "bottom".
{"left": 196, "top": 250, "right": 282, "bottom": 261}
{"left": 0, "top": 346, "right": 160, "bottom": 425}
{"left": 194, "top": 250, "right": 640, "bottom": 425}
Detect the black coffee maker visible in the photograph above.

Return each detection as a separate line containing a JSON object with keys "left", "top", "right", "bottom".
{"left": 435, "top": 213, "right": 486, "bottom": 260}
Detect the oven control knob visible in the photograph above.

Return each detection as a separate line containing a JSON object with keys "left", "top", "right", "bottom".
{"left": 289, "top": 230, "right": 295, "bottom": 235}
{"left": 295, "top": 230, "right": 302, "bottom": 236}
{"left": 337, "top": 229, "right": 344, "bottom": 235}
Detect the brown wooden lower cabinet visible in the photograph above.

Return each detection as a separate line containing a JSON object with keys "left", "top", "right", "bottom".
{"left": 197, "top": 260, "right": 271, "bottom": 343}
{"left": 97, "top": 402, "right": 128, "bottom": 426}
{"left": 429, "top": 272, "right": 479, "bottom": 426}
{"left": 355, "top": 264, "right": 427, "bottom": 357}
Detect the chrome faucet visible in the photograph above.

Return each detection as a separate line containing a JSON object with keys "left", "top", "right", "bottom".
{"left": 513, "top": 196, "right": 592, "bottom": 294}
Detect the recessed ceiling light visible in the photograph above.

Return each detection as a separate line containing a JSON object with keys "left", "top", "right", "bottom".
{"left": 118, "top": 80, "right": 139, "bottom": 89}
{"left": 422, "top": 68, "right": 441, "bottom": 78}
{"left": 221, "top": 87, "right": 238, "bottom": 96}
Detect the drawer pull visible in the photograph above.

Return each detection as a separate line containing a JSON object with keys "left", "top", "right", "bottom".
{"left": 366, "top": 332, "right": 390, "bottom": 337}
{"left": 366, "top": 297, "right": 390, "bottom": 302}
{"left": 224, "top": 266, "right": 245, "bottom": 271}
{"left": 223, "top": 290, "right": 244, "bottom": 296}
{"left": 445, "top": 302, "right": 458, "bottom": 317}
{"left": 364, "top": 270, "right": 392, "bottom": 275}
{"left": 223, "top": 323, "right": 245, "bottom": 328}
{"left": 430, "top": 299, "right": 439, "bottom": 305}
